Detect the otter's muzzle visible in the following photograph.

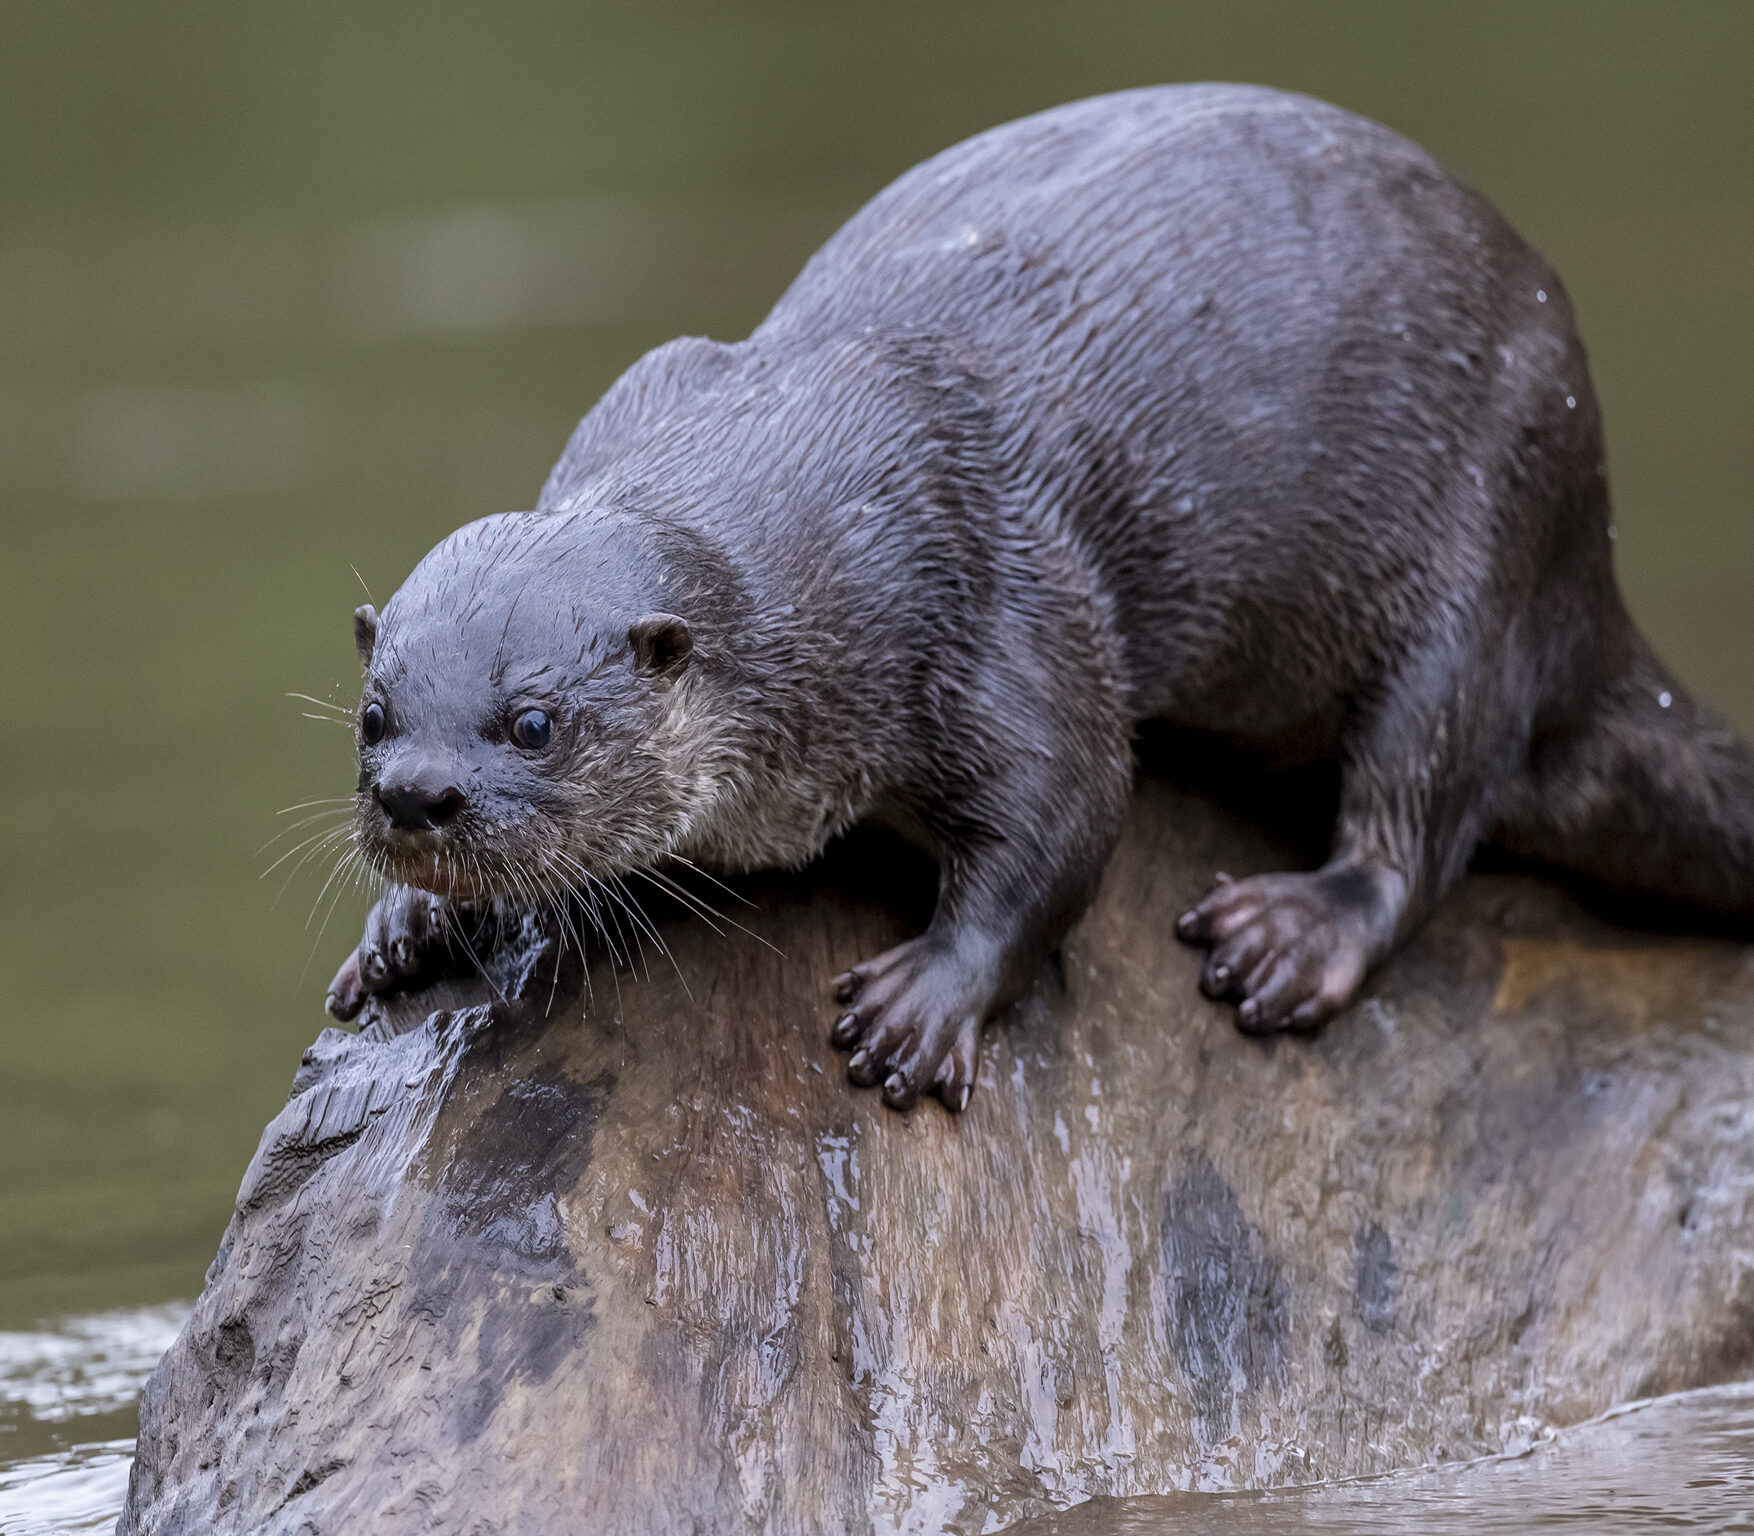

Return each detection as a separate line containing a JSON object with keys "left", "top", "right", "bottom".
{"left": 375, "top": 764, "right": 466, "bottom": 832}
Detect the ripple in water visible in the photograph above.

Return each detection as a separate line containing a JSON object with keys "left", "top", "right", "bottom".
{"left": 0, "top": 1439, "right": 139, "bottom": 1536}
{"left": 0, "top": 1303, "right": 188, "bottom": 1536}
{"left": 1001, "top": 1381, "right": 1754, "bottom": 1533}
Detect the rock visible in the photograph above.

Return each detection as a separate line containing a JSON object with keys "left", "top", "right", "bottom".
{"left": 121, "top": 760, "right": 1754, "bottom": 1535}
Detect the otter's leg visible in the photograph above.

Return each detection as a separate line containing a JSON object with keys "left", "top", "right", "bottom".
{"left": 1177, "top": 627, "right": 1534, "bottom": 1031}
{"left": 1494, "top": 635, "right": 1754, "bottom": 919}
{"left": 325, "top": 885, "right": 480, "bottom": 1021}
{"left": 830, "top": 716, "right": 1133, "bottom": 1113}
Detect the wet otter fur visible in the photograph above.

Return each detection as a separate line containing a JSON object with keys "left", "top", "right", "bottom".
{"left": 326, "top": 84, "right": 1754, "bottom": 1112}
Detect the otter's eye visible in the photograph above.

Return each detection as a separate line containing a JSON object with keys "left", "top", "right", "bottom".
{"left": 360, "top": 701, "right": 386, "bottom": 746}
{"left": 512, "top": 708, "right": 552, "bottom": 751}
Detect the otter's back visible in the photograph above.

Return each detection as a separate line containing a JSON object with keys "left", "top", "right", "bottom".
{"left": 757, "top": 84, "right": 1593, "bottom": 727}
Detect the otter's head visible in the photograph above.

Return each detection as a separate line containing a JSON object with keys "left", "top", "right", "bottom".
{"left": 349, "top": 510, "right": 719, "bottom": 905}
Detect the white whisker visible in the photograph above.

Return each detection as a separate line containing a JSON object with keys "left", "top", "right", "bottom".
{"left": 260, "top": 822, "right": 351, "bottom": 881}
{"left": 270, "top": 827, "right": 356, "bottom": 907}
{"left": 635, "top": 866, "right": 785, "bottom": 958}
{"left": 669, "top": 854, "right": 759, "bottom": 908}
{"left": 286, "top": 691, "right": 354, "bottom": 716}
{"left": 257, "top": 808, "right": 351, "bottom": 857}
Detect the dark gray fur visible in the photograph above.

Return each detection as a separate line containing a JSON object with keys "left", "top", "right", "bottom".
{"left": 329, "top": 85, "right": 1754, "bottom": 1110}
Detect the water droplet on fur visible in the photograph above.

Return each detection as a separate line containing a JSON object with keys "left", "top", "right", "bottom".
{"left": 1566, "top": 395, "right": 1576, "bottom": 409}
{"left": 1536, "top": 289, "right": 1547, "bottom": 302}
{"left": 1659, "top": 692, "right": 1673, "bottom": 709}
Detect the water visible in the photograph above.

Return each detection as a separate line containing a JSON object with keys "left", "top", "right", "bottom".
{"left": 0, "top": 1306, "right": 187, "bottom": 1535}
{"left": 2, "top": 1306, "right": 1750, "bottom": 1534}
{"left": 1004, "top": 1383, "right": 1754, "bottom": 1533}
{"left": 0, "top": 1, "right": 1749, "bottom": 1528}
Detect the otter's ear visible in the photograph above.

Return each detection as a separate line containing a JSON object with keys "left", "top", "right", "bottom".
{"left": 354, "top": 604, "right": 378, "bottom": 666}
{"left": 628, "top": 612, "right": 693, "bottom": 681}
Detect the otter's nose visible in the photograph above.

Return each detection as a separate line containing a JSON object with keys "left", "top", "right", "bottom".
{"left": 375, "top": 770, "right": 466, "bottom": 832}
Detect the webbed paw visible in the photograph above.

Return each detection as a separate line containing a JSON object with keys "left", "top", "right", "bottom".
{"left": 828, "top": 937, "right": 987, "bottom": 1113}
{"left": 1175, "top": 865, "right": 1398, "bottom": 1033}
{"left": 326, "top": 885, "right": 460, "bottom": 1021}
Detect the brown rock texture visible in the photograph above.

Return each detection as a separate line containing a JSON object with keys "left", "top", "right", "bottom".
{"left": 121, "top": 769, "right": 1754, "bottom": 1534}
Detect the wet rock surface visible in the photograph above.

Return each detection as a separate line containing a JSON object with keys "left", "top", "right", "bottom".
{"left": 121, "top": 769, "right": 1754, "bottom": 1534}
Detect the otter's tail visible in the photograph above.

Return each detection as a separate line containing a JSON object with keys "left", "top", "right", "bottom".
{"left": 1495, "top": 634, "right": 1754, "bottom": 924}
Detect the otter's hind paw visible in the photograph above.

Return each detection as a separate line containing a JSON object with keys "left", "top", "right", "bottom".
{"left": 829, "top": 938, "right": 984, "bottom": 1113}
{"left": 1175, "top": 866, "right": 1396, "bottom": 1033}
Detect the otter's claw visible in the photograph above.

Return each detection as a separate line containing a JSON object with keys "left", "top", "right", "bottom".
{"left": 828, "top": 937, "right": 986, "bottom": 1112}
{"left": 325, "top": 951, "right": 367, "bottom": 1021}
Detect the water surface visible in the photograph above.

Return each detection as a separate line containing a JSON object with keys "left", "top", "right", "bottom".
{"left": 1004, "top": 1383, "right": 1754, "bottom": 1533}
{"left": 0, "top": 1306, "right": 187, "bottom": 1535}
{"left": 3, "top": 1307, "right": 1751, "bottom": 1535}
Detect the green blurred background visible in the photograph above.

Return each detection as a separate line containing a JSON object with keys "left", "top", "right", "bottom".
{"left": 0, "top": 0, "right": 1749, "bottom": 1331}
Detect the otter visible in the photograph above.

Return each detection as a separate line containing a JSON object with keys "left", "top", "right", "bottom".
{"left": 324, "top": 84, "right": 1754, "bottom": 1112}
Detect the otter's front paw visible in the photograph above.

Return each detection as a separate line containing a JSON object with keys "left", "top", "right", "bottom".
{"left": 326, "top": 885, "right": 460, "bottom": 1021}
{"left": 829, "top": 937, "right": 985, "bottom": 1113}
{"left": 1175, "top": 866, "right": 1397, "bottom": 1033}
